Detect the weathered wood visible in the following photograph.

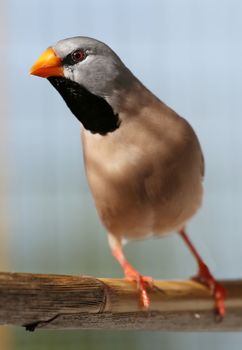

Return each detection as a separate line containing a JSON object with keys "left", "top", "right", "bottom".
{"left": 0, "top": 272, "right": 241, "bottom": 331}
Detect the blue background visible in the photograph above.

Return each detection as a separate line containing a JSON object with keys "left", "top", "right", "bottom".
{"left": 0, "top": 0, "right": 241, "bottom": 348}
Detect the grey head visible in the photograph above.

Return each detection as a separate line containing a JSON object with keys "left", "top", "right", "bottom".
{"left": 42, "top": 36, "right": 142, "bottom": 134}
{"left": 53, "top": 36, "right": 134, "bottom": 102}
{"left": 31, "top": 36, "right": 145, "bottom": 134}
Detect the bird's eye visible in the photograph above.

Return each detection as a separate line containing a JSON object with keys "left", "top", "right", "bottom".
{"left": 71, "top": 49, "right": 86, "bottom": 63}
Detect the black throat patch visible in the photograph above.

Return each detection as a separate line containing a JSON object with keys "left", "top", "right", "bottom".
{"left": 48, "top": 77, "right": 120, "bottom": 135}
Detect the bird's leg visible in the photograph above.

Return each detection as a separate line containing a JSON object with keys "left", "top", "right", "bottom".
{"left": 179, "top": 227, "right": 226, "bottom": 318}
{"left": 108, "top": 234, "right": 152, "bottom": 308}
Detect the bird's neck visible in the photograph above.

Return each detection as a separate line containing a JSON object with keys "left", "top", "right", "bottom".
{"left": 48, "top": 77, "right": 121, "bottom": 135}
{"left": 106, "top": 78, "right": 161, "bottom": 120}
{"left": 47, "top": 75, "right": 161, "bottom": 136}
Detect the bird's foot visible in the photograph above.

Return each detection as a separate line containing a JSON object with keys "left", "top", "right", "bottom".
{"left": 193, "top": 261, "right": 226, "bottom": 319}
{"left": 123, "top": 263, "right": 153, "bottom": 308}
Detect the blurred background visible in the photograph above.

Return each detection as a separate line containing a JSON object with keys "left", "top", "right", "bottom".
{"left": 0, "top": 0, "right": 242, "bottom": 348}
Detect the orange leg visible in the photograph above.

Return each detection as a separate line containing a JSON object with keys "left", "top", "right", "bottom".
{"left": 108, "top": 234, "right": 152, "bottom": 308}
{"left": 179, "top": 228, "right": 226, "bottom": 318}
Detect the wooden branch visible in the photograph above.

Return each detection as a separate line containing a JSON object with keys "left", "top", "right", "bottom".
{"left": 0, "top": 272, "right": 241, "bottom": 331}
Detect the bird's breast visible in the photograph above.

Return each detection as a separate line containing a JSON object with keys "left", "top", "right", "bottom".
{"left": 81, "top": 114, "right": 203, "bottom": 240}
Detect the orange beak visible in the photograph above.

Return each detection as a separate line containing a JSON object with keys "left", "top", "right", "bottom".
{"left": 29, "top": 47, "right": 64, "bottom": 78}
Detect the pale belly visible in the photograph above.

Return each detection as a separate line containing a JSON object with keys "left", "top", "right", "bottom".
{"left": 82, "top": 129, "right": 203, "bottom": 241}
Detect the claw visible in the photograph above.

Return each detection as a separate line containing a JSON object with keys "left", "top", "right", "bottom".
{"left": 194, "top": 261, "right": 226, "bottom": 318}
{"left": 179, "top": 228, "right": 226, "bottom": 319}
{"left": 124, "top": 263, "right": 152, "bottom": 308}
{"left": 110, "top": 238, "right": 153, "bottom": 309}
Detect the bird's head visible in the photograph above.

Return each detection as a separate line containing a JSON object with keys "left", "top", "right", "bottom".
{"left": 30, "top": 36, "right": 135, "bottom": 134}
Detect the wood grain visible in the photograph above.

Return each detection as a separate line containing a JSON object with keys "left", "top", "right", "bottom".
{"left": 0, "top": 272, "right": 241, "bottom": 331}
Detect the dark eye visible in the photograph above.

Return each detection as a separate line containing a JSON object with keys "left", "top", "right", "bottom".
{"left": 71, "top": 49, "right": 86, "bottom": 63}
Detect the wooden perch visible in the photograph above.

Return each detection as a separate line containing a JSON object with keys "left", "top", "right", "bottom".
{"left": 0, "top": 272, "right": 241, "bottom": 331}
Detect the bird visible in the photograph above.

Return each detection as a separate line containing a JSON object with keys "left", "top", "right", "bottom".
{"left": 30, "top": 36, "right": 225, "bottom": 317}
